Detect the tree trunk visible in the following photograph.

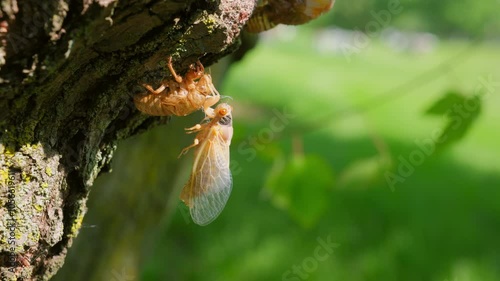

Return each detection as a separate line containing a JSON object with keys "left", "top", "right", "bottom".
{"left": 0, "top": 0, "right": 255, "bottom": 280}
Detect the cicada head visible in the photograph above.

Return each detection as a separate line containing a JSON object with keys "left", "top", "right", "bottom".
{"left": 214, "top": 103, "right": 232, "bottom": 119}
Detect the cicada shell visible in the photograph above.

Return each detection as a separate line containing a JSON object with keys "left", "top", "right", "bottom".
{"left": 179, "top": 103, "right": 233, "bottom": 225}
{"left": 134, "top": 57, "right": 220, "bottom": 116}
{"left": 246, "top": 0, "right": 335, "bottom": 33}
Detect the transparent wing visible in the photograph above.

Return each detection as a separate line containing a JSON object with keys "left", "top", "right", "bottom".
{"left": 181, "top": 127, "right": 232, "bottom": 226}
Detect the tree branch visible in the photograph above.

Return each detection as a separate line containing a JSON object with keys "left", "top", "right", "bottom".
{"left": 0, "top": 0, "right": 255, "bottom": 279}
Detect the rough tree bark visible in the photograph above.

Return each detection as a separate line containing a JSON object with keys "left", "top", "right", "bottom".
{"left": 0, "top": 0, "right": 255, "bottom": 280}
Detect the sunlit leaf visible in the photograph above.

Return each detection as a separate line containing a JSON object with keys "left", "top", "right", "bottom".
{"left": 264, "top": 154, "right": 335, "bottom": 228}
{"left": 337, "top": 155, "right": 392, "bottom": 190}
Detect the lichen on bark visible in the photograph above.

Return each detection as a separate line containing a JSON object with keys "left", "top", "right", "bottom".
{"left": 0, "top": 0, "right": 255, "bottom": 279}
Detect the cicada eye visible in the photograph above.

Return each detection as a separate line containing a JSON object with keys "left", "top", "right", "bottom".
{"left": 219, "top": 108, "right": 228, "bottom": 116}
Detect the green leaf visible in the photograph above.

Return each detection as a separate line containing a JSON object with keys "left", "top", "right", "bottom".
{"left": 436, "top": 95, "right": 482, "bottom": 149}
{"left": 425, "top": 90, "right": 465, "bottom": 116}
{"left": 337, "top": 155, "right": 392, "bottom": 190}
{"left": 425, "top": 90, "right": 482, "bottom": 150}
{"left": 264, "top": 154, "right": 335, "bottom": 228}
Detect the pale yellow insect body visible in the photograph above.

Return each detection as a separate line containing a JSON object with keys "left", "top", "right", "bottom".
{"left": 246, "top": 0, "right": 335, "bottom": 33}
{"left": 179, "top": 103, "right": 233, "bottom": 225}
{"left": 134, "top": 57, "right": 220, "bottom": 117}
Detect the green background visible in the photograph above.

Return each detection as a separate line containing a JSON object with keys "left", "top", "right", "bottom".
{"left": 54, "top": 1, "right": 500, "bottom": 280}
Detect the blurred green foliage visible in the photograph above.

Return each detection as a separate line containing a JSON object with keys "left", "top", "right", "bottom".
{"left": 138, "top": 28, "right": 500, "bottom": 280}
{"left": 264, "top": 152, "right": 335, "bottom": 228}
{"left": 313, "top": 0, "right": 500, "bottom": 37}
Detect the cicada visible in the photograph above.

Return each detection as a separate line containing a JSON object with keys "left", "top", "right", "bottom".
{"left": 134, "top": 56, "right": 220, "bottom": 116}
{"left": 179, "top": 103, "right": 233, "bottom": 225}
{"left": 246, "top": 0, "right": 335, "bottom": 33}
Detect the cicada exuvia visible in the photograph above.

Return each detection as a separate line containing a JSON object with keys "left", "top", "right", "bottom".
{"left": 246, "top": 0, "right": 335, "bottom": 33}
{"left": 134, "top": 56, "right": 220, "bottom": 117}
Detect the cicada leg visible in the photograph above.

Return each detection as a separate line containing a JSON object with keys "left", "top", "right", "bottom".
{"left": 185, "top": 123, "right": 204, "bottom": 133}
{"left": 178, "top": 138, "right": 199, "bottom": 158}
{"left": 143, "top": 83, "right": 166, "bottom": 94}
{"left": 167, "top": 56, "right": 183, "bottom": 83}
{"left": 203, "top": 86, "right": 220, "bottom": 110}
{"left": 195, "top": 75, "right": 220, "bottom": 118}
{"left": 204, "top": 107, "right": 215, "bottom": 119}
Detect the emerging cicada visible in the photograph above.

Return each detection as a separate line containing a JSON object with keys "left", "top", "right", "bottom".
{"left": 246, "top": 0, "right": 335, "bottom": 33}
{"left": 134, "top": 56, "right": 220, "bottom": 116}
{"left": 179, "top": 103, "right": 233, "bottom": 225}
